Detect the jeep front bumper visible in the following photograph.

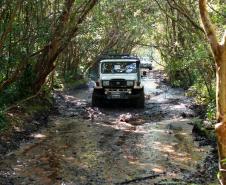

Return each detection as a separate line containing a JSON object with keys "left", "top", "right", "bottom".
{"left": 104, "top": 89, "right": 142, "bottom": 100}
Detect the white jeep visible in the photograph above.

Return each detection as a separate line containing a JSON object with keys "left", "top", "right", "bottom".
{"left": 92, "top": 55, "right": 144, "bottom": 108}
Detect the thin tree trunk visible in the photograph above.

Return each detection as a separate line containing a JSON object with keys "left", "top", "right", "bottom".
{"left": 0, "top": 62, "right": 27, "bottom": 92}
{"left": 199, "top": 0, "right": 226, "bottom": 184}
{"left": 0, "top": 0, "right": 21, "bottom": 52}
{"left": 31, "top": 0, "right": 98, "bottom": 94}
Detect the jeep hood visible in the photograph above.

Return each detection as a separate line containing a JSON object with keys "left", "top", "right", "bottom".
{"left": 100, "top": 74, "right": 137, "bottom": 81}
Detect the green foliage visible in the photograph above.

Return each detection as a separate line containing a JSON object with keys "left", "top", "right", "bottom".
{"left": 221, "top": 158, "right": 226, "bottom": 165}
{"left": 22, "top": 95, "right": 53, "bottom": 116}
{"left": 0, "top": 0, "right": 222, "bottom": 121}
{"left": 16, "top": 64, "right": 35, "bottom": 97}
{"left": 0, "top": 85, "right": 18, "bottom": 107}
{"left": 193, "top": 119, "right": 216, "bottom": 142}
{"left": 191, "top": 80, "right": 215, "bottom": 102}
{"left": 0, "top": 65, "right": 36, "bottom": 108}
{"left": 64, "top": 71, "right": 83, "bottom": 83}
{"left": 217, "top": 171, "right": 222, "bottom": 184}
{"left": 206, "top": 100, "right": 216, "bottom": 121}
{"left": 52, "top": 76, "right": 64, "bottom": 90}
{"left": 64, "top": 78, "right": 87, "bottom": 90}
{"left": 153, "top": 1, "right": 220, "bottom": 119}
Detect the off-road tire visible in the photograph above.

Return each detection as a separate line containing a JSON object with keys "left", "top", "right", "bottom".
{"left": 92, "top": 89, "right": 103, "bottom": 107}
{"left": 135, "top": 90, "right": 145, "bottom": 108}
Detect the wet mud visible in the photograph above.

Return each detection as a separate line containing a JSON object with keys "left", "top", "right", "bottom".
{"left": 0, "top": 70, "right": 217, "bottom": 185}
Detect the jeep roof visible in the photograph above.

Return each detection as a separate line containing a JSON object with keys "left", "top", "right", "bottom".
{"left": 100, "top": 59, "right": 139, "bottom": 63}
{"left": 97, "top": 54, "right": 140, "bottom": 61}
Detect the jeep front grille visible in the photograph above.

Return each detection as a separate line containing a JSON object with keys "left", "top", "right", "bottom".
{"left": 107, "top": 89, "right": 130, "bottom": 92}
{"left": 109, "top": 79, "right": 126, "bottom": 87}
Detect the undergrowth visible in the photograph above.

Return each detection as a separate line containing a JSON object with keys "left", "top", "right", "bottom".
{"left": 0, "top": 110, "right": 6, "bottom": 131}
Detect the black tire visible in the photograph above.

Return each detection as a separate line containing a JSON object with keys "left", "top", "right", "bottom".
{"left": 135, "top": 90, "right": 145, "bottom": 108}
{"left": 91, "top": 96, "right": 99, "bottom": 107}
{"left": 91, "top": 89, "right": 103, "bottom": 107}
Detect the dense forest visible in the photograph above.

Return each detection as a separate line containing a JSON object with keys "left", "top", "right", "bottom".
{"left": 0, "top": 0, "right": 226, "bottom": 184}
{"left": 1, "top": 0, "right": 225, "bottom": 108}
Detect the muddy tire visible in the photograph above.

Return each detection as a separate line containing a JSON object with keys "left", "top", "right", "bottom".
{"left": 92, "top": 89, "right": 103, "bottom": 107}
{"left": 91, "top": 96, "right": 100, "bottom": 107}
{"left": 135, "top": 90, "right": 145, "bottom": 108}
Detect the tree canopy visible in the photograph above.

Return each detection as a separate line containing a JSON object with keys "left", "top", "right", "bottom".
{"left": 0, "top": 0, "right": 225, "bottom": 111}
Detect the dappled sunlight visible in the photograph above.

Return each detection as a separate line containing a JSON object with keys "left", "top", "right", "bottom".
{"left": 2, "top": 111, "right": 211, "bottom": 185}
{"left": 14, "top": 165, "right": 23, "bottom": 172}
{"left": 63, "top": 94, "right": 88, "bottom": 106}
{"left": 106, "top": 121, "right": 144, "bottom": 133}
{"left": 63, "top": 156, "right": 75, "bottom": 161}
{"left": 153, "top": 141, "right": 176, "bottom": 154}
{"left": 123, "top": 155, "right": 139, "bottom": 162}
{"left": 5, "top": 112, "right": 210, "bottom": 185}
{"left": 171, "top": 154, "right": 193, "bottom": 163}
{"left": 150, "top": 134, "right": 206, "bottom": 168}
{"left": 152, "top": 166, "right": 165, "bottom": 173}
{"left": 173, "top": 103, "right": 187, "bottom": 109}
{"left": 31, "top": 133, "right": 47, "bottom": 139}
{"left": 149, "top": 128, "right": 168, "bottom": 133}
{"left": 94, "top": 112, "right": 148, "bottom": 133}
{"left": 13, "top": 126, "right": 24, "bottom": 132}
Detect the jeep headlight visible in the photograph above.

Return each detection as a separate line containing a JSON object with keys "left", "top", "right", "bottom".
{"left": 102, "top": 80, "right": 110, "bottom": 86}
{"left": 127, "top": 80, "right": 134, "bottom": 86}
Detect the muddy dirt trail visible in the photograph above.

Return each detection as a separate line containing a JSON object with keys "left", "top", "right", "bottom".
{"left": 0, "top": 70, "right": 216, "bottom": 185}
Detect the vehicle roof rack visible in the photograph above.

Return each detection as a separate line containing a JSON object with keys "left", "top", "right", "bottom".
{"left": 97, "top": 53, "right": 140, "bottom": 61}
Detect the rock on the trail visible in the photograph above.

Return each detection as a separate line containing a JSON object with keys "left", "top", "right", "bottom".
{"left": 180, "top": 111, "right": 195, "bottom": 118}
{"left": 203, "top": 120, "right": 214, "bottom": 129}
{"left": 119, "top": 113, "right": 133, "bottom": 122}
{"left": 166, "top": 124, "right": 183, "bottom": 131}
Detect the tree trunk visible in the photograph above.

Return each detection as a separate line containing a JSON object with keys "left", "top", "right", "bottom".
{"left": 215, "top": 42, "right": 226, "bottom": 184}
{"left": 0, "top": 62, "right": 27, "bottom": 92}
{"left": 199, "top": 0, "right": 226, "bottom": 184}
{"left": 0, "top": 1, "right": 21, "bottom": 52}
{"left": 30, "top": 0, "right": 98, "bottom": 94}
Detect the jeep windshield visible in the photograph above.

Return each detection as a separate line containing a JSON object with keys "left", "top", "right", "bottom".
{"left": 101, "top": 62, "right": 137, "bottom": 74}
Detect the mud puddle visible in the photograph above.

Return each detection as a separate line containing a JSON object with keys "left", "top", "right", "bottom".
{"left": 0, "top": 70, "right": 214, "bottom": 185}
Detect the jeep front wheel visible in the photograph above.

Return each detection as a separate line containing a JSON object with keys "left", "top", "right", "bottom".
{"left": 135, "top": 91, "right": 145, "bottom": 108}
{"left": 92, "top": 89, "right": 103, "bottom": 107}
